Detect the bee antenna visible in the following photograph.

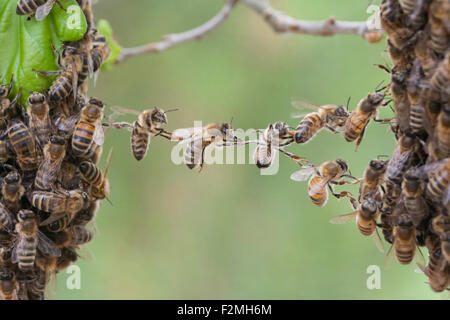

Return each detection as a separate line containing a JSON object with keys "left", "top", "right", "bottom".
{"left": 230, "top": 116, "right": 234, "bottom": 128}
{"left": 8, "top": 74, "right": 14, "bottom": 95}
{"left": 377, "top": 154, "right": 389, "bottom": 160}
{"left": 164, "top": 108, "right": 179, "bottom": 113}
{"left": 346, "top": 96, "right": 351, "bottom": 111}
{"left": 105, "top": 197, "right": 113, "bottom": 206}
{"left": 20, "top": 87, "right": 31, "bottom": 94}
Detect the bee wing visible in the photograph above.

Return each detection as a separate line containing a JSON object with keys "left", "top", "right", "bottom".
{"left": 93, "top": 123, "right": 105, "bottom": 145}
{"left": 103, "top": 147, "right": 114, "bottom": 179}
{"left": 290, "top": 167, "right": 316, "bottom": 182}
{"left": 414, "top": 246, "right": 426, "bottom": 266}
{"left": 172, "top": 127, "right": 196, "bottom": 142}
{"left": 291, "top": 100, "right": 321, "bottom": 111}
{"left": 70, "top": 62, "right": 78, "bottom": 101}
{"left": 109, "top": 105, "right": 141, "bottom": 116}
{"left": 384, "top": 244, "right": 395, "bottom": 270}
{"left": 371, "top": 228, "right": 385, "bottom": 253}
{"left": 39, "top": 212, "right": 71, "bottom": 226}
{"left": 11, "top": 240, "right": 19, "bottom": 264}
{"left": 37, "top": 230, "right": 61, "bottom": 257}
{"left": 35, "top": 0, "right": 56, "bottom": 21}
{"left": 329, "top": 211, "right": 357, "bottom": 224}
{"left": 418, "top": 158, "right": 449, "bottom": 176}
{"left": 416, "top": 262, "right": 429, "bottom": 275}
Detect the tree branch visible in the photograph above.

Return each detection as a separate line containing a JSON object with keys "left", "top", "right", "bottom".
{"left": 116, "top": 0, "right": 383, "bottom": 64}
{"left": 115, "top": 0, "right": 239, "bottom": 64}
{"left": 241, "top": 0, "right": 383, "bottom": 43}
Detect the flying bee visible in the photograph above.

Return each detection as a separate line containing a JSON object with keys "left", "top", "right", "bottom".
{"left": 71, "top": 97, "right": 105, "bottom": 157}
{"left": 26, "top": 92, "right": 51, "bottom": 147}
{"left": 330, "top": 198, "right": 385, "bottom": 253}
{"left": 171, "top": 120, "right": 239, "bottom": 171}
{"left": 291, "top": 101, "right": 348, "bottom": 144}
{"left": 290, "top": 159, "right": 358, "bottom": 207}
{"left": 385, "top": 130, "right": 418, "bottom": 184}
{"left": 418, "top": 158, "right": 450, "bottom": 204}
{"left": 385, "top": 213, "right": 425, "bottom": 267}
{"left": 402, "top": 168, "right": 429, "bottom": 226}
{"left": 252, "top": 122, "right": 307, "bottom": 169}
{"left": 31, "top": 190, "right": 89, "bottom": 223}
{"left": 344, "top": 91, "right": 387, "bottom": 150}
{"left": 12, "top": 210, "right": 61, "bottom": 272}
{"left": 79, "top": 147, "right": 113, "bottom": 200}
{"left": 1, "top": 170, "right": 25, "bottom": 213}
{"left": 358, "top": 159, "right": 387, "bottom": 202}
{"left": 417, "top": 248, "right": 449, "bottom": 292}
{"left": 108, "top": 106, "right": 175, "bottom": 161}
{"left": 7, "top": 119, "right": 39, "bottom": 171}
{"left": 0, "top": 270, "right": 17, "bottom": 300}
{"left": 35, "top": 136, "right": 66, "bottom": 191}
{"left": 16, "top": 0, "right": 64, "bottom": 21}
{"left": 435, "top": 105, "right": 450, "bottom": 159}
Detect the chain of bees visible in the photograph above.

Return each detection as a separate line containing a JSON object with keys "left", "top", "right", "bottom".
{"left": 0, "top": 0, "right": 447, "bottom": 299}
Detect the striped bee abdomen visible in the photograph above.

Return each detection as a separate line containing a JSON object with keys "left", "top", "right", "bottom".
{"left": 308, "top": 176, "right": 328, "bottom": 207}
{"left": 344, "top": 114, "right": 369, "bottom": 142}
{"left": 294, "top": 113, "right": 323, "bottom": 144}
{"left": 48, "top": 71, "right": 74, "bottom": 102}
{"left": 79, "top": 161, "right": 102, "bottom": 186}
{"left": 131, "top": 121, "right": 149, "bottom": 161}
{"left": 72, "top": 121, "right": 95, "bottom": 157}
{"left": 16, "top": 0, "right": 46, "bottom": 15}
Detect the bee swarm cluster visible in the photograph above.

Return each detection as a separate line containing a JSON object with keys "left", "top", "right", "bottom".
{"left": 0, "top": 0, "right": 110, "bottom": 299}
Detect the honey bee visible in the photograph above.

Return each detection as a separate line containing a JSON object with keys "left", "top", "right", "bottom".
{"left": 58, "top": 161, "right": 81, "bottom": 190}
{"left": 26, "top": 92, "right": 51, "bottom": 147}
{"left": 435, "top": 105, "right": 450, "bottom": 158}
{"left": 34, "top": 42, "right": 82, "bottom": 103}
{"left": 1, "top": 170, "right": 25, "bottom": 213}
{"left": 7, "top": 120, "right": 39, "bottom": 171}
{"left": 385, "top": 130, "right": 418, "bottom": 184}
{"left": 430, "top": 51, "right": 450, "bottom": 96}
{"left": 0, "top": 202, "right": 14, "bottom": 232}
{"left": 12, "top": 210, "right": 61, "bottom": 272}
{"left": 252, "top": 122, "right": 306, "bottom": 169}
{"left": 402, "top": 168, "right": 429, "bottom": 226}
{"left": 415, "top": 30, "right": 439, "bottom": 78}
{"left": 35, "top": 136, "right": 66, "bottom": 191}
{"left": 31, "top": 189, "right": 89, "bottom": 216}
{"left": 16, "top": 0, "right": 64, "bottom": 21}
{"left": 290, "top": 159, "right": 357, "bottom": 207}
{"left": 0, "top": 139, "right": 9, "bottom": 163}
{"left": 330, "top": 199, "right": 384, "bottom": 252}
{"left": 358, "top": 159, "right": 387, "bottom": 201}
{"left": 91, "top": 31, "right": 110, "bottom": 75}
{"left": 401, "top": 0, "right": 428, "bottom": 30}
{"left": 344, "top": 92, "right": 387, "bottom": 150}
{"left": 429, "top": 0, "right": 450, "bottom": 56}
{"left": 26, "top": 269, "right": 48, "bottom": 300}
{"left": 109, "top": 106, "right": 174, "bottom": 161}
{"left": 385, "top": 213, "right": 425, "bottom": 266}
{"left": 70, "top": 225, "right": 94, "bottom": 246}
{"left": 56, "top": 248, "right": 78, "bottom": 272}
{"left": 380, "top": 0, "right": 417, "bottom": 49}
{"left": 171, "top": 121, "right": 239, "bottom": 171}
{"left": 407, "top": 61, "right": 427, "bottom": 134}
{"left": 72, "top": 200, "right": 99, "bottom": 225}
{"left": 417, "top": 247, "right": 449, "bottom": 292}
{"left": 390, "top": 69, "right": 411, "bottom": 132}
{"left": 0, "top": 270, "right": 17, "bottom": 300}
{"left": 79, "top": 147, "right": 113, "bottom": 200}
{"left": 0, "top": 75, "right": 19, "bottom": 119}
{"left": 291, "top": 101, "right": 348, "bottom": 144}
{"left": 419, "top": 158, "right": 450, "bottom": 204}
{"left": 71, "top": 97, "right": 104, "bottom": 157}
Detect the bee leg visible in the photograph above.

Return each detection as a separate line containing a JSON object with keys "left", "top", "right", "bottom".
{"left": 354, "top": 125, "right": 367, "bottom": 152}
{"left": 374, "top": 117, "right": 394, "bottom": 123}
{"left": 55, "top": 1, "right": 67, "bottom": 12}
{"left": 7, "top": 74, "right": 14, "bottom": 95}
{"left": 32, "top": 69, "right": 59, "bottom": 77}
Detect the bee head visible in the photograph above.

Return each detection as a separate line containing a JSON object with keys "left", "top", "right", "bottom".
{"left": 151, "top": 108, "right": 168, "bottom": 125}
{"left": 273, "top": 121, "right": 288, "bottom": 136}
{"left": 88, "top": 97, "right": 104, "bottom": 108}
{"left": 334, "top": 105, "right": 348, "bottom": 117}
{"left": 400, "top": 130, "right": 417, "bottom": 149}
{"left": 81, "top": 191, "right": 90, "bottom": 205}
{"left": 335, "top": 158, "right": 348, "bottom": 173}
{"left": 397, "top": 214, "right": 413, "bottom": 227}
{"left": 369, "top": 160, "right": 386, "bottom": 171}
{"left": 360, "top": 199, "right": 378, "bottom": 217}
{"left": 63, "top": 42, "right": 80, "bottom": 55}
{"left": 4, "top": 171, "right": 20, "bottom": 184}
{"left": 17, "top": 210, "right": 35, "bottom": 222}
{"left": 28, "top": 92, "right": 45, "bottom": 105}
{"left": 79, "top": 162, "right": 90, "bottom": 175}
{"left": 0, "top": 272, "right": 13, "bottom": 281}
{"left": 50, "top": 136, "right": 66, "bottom": 146}
{"left": 369, "top": 92, "right": 385, "bottom": 105}
{"left": 48, "top": 221, "right": 61, "bottom": 232}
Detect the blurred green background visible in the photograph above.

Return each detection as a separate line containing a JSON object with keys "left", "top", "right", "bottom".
{"left": 54, "top": 0, "right": 442, "bottom": 299}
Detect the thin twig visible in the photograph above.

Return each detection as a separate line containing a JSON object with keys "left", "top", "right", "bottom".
{"left": 241, "top": 0, "right": 383, "bottom": 43}
{"left": 115, "top": 0, "right": 239, "bottom": 64}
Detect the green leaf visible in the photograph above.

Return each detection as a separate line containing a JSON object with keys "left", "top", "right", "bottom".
{"left": 0, "top": 0, "right": 87, "bottom": 106}
{"left": 97, "top": 19, "right": 122, "bottom": 71}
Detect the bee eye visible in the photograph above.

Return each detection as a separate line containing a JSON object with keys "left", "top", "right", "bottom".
{"left": 79, "top": 162, "right": 89, "bottom": 173}
{"left": 48, "top": 221, "right": 60, "bottom": 231}
{"left": 18, "top": 213, "right": 27, "bottom": 220}
{"left": 0, "top": 89, "right": 5, "bottom": 96}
